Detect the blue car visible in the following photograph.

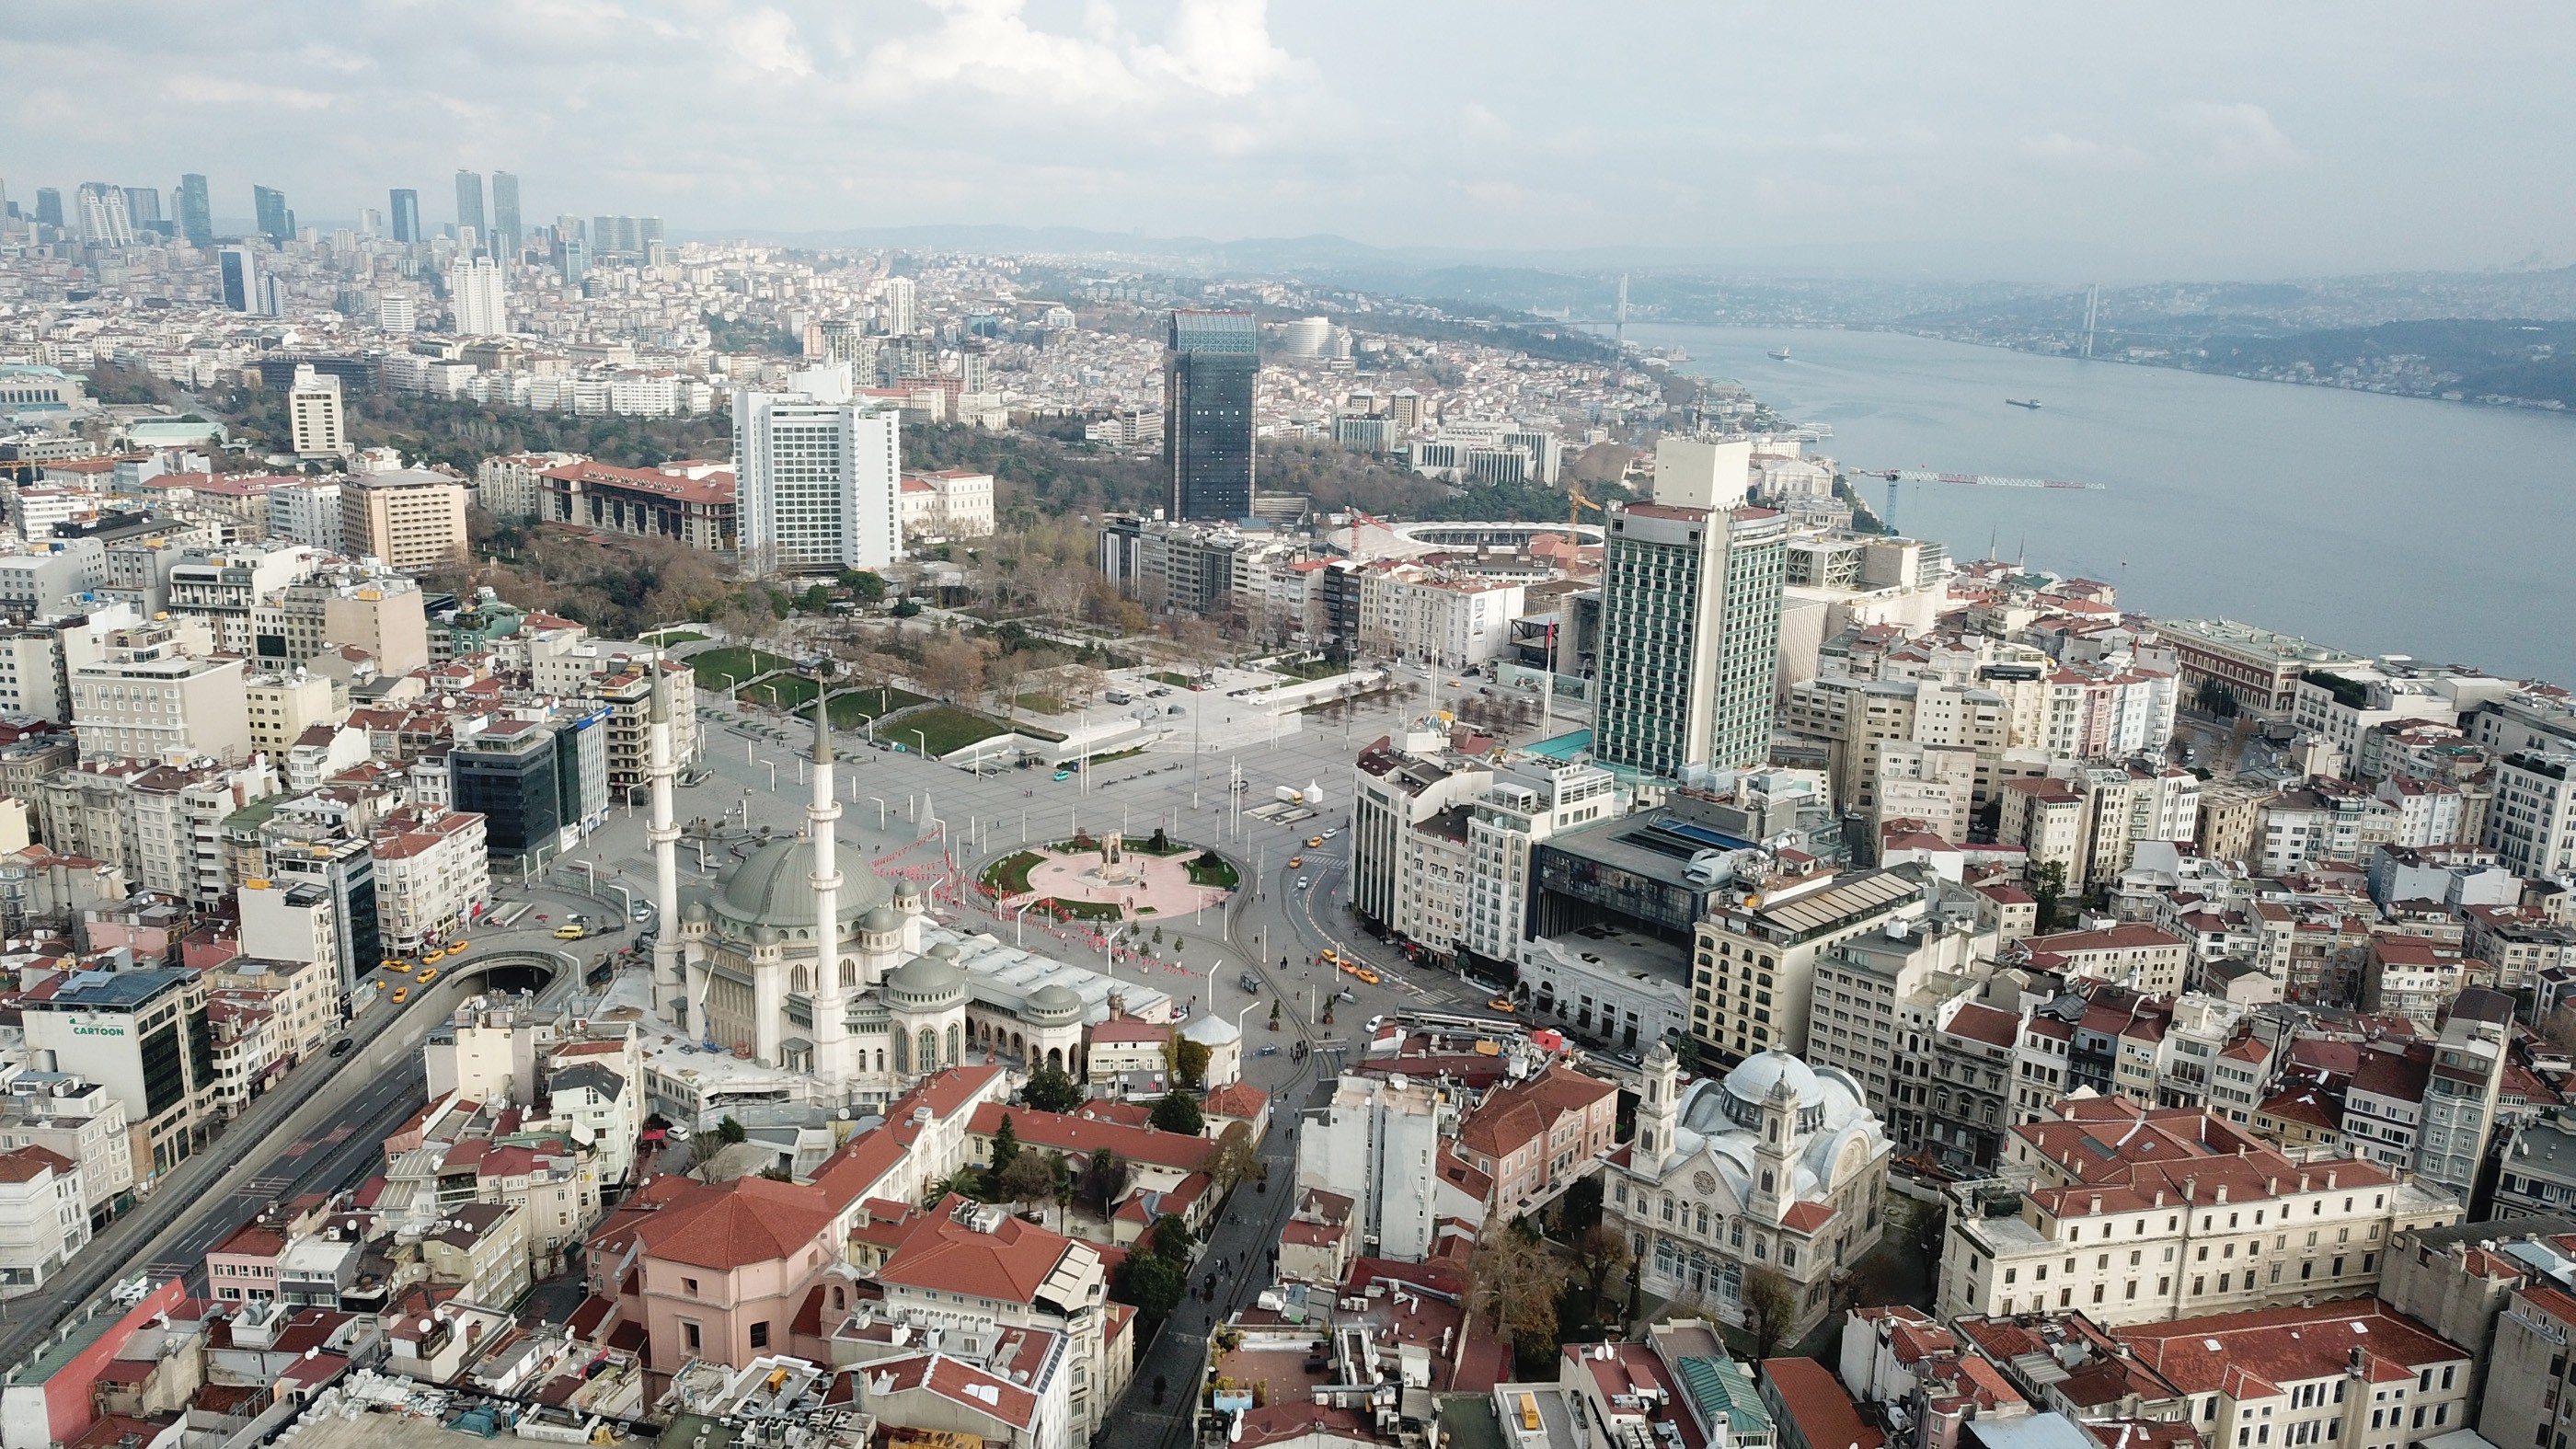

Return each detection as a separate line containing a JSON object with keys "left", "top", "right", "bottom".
{"left": 1052, "top": 769, "right": 1074, "bottom": 781}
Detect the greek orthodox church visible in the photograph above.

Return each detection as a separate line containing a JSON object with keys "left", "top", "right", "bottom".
{"left": 1604, "top": 1042, "right": 1892, "bottom": 1340}
{"left": 643, "top": 684, "right": 1102, "bottom": 1110}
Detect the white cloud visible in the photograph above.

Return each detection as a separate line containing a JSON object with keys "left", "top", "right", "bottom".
{"left": 2172, "top": 99, "right": 2309, "bottom": 173}
{"left": 722, "top": 7, "right": 812, "bottom": 79}
{"left": 2018, "top": 130, "right": 2145, "bottom": 168}
{"left": 857, "top": 0, "right": 1293, "bottom": 110}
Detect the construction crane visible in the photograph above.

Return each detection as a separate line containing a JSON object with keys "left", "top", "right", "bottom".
{"left": 1564, "top": 485, "right": 1601, "bottom": 534}
{"left": 1851, "top": 468, "right": 2106, "bottom": 533}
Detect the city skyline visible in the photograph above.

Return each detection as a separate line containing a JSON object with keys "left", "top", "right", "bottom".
{"left": 7, "top": 2, "right": 2576, "bottom": 280}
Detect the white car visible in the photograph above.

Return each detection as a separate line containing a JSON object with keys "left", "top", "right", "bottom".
{"left": 1296, "top": 877, "right": 1310, "bottom": 890}
{"left": 1321, "top": 829, "right": 1340, "bottom": 840}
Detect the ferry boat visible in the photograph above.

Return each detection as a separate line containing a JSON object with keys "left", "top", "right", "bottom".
{"left": 1768, "top": 348, "right": 1792, "bottom": 361}
{"left": 2006, "top": 397, "right": 2043, "bottom": 409}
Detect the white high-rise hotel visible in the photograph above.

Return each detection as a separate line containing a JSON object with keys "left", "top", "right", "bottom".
{"left": 733, "top": 363, "right": 902, "bottom": 577}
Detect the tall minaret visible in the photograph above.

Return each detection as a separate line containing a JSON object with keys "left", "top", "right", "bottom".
{"left": 807, "top": 679, "right": 843, "bottom": 1030}
{"left": 647, "top": 658, "right": 683, "bottom": 1018}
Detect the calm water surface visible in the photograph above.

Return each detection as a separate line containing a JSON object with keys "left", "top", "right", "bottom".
{"left": 1627, "top": 325, "right": 2576, "bottom": 683}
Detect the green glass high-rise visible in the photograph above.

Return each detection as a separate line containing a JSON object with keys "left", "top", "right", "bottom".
{"left": 1163, "top": 309, "right": 1258, "bottom": 521}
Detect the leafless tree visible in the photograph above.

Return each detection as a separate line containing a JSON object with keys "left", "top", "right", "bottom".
{"left": 1466, "top": 1221, "right": 1564, "bottom": 1343}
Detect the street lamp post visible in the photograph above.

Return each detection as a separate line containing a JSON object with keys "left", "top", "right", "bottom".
{"left": 868, "top": 797, "right": 888, "bottom": 831}
{"left": 764, "top": 761, "right": 776, "bottom": 790}
{"left": 1014, "top": 899, "right": 1039, "bottom": 947}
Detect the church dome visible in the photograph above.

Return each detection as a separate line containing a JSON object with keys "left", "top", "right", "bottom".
{"left": 885, "top": 953, "right": 968, "bottom": 1010}
{"left": 709, "top": 838, "right": 895, "bottom": 939}
{"left": 861, "top": 905, "right": 903, "bottom": 936}
{"left": 1719, "top": 1050, "right": 1828, "bottom": 1132}
{"left": 1025, "top": 983, "right": 1084, "bottom": 1027}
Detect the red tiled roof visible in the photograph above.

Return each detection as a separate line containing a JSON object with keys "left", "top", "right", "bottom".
{"left": 967, "top": 1103, "right": 1213, "bottom": 1172}
{"left": 634, "top": 1175, "right": 836, "bottom": 1271}
{"left": 1761, "top": 1356, "right": 1884, "bottom": 1449}
{"left": 878, "top": 1197, "right": 1082, "bottom": 1305}
{"left": 2113, "top": 1301, "right": 2464, "bottom": 1395}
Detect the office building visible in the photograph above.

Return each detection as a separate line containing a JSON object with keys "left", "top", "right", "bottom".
{"left": 286, "top": 364, "right": 348, "bottom": 458}
{"left": 32, "top": 189, "right": 63, "bottom": 230}
{"left": 450, "top": 719, "right": 566, "bottom": 865}
{"left": 454, "top": 169, "right": 485, "bottom": 249}
{"left": 448, "top": 255, "right": 506, "bottom": 336}
{"left": 1164, "top": 309, "right": 1259, "bottom": 522}
{"left": 339, "top": 469, "right": 469, "bottom": 569}
{"left": 177, "top": 174, "right": 212, "bottom": 247}
{"left": 121, "top": 186, "right": 162, "bottom": 232}
{"left": 732, "top": 367, "right": 901, "bottom": 576}
{"left": 489, "top": 171, "right": 520, "bottom": 256}
{"left": 75, "top": 183, "right": 132, "bottom": 247}
{"left": 216, "top": 245, "right": 266, "bottom": 315}
{"left": 20, "top": 968, "right": 216, "bottom": 1174}
{"left": 1593, "top": 502, "right": 1788, "bottom": 779}
{"left": 377, "top": 295, "right": 415, "bottom": 334}
{"left": 389, "top": 187, "right": 420, "bottom": 244}
{"left": 263, "top": 834, "right": 380, "bottom": 1004}
{"left": 252, "top": 184, "right": 292, "bottom": 241}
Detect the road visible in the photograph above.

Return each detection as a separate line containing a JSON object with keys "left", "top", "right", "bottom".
{"left": 0, "top": 891, "right": 599, "bottom": 1374}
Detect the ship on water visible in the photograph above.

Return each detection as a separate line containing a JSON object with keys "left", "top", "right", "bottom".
{"left": 2006, "top": 397, "right": 2043, "bottom": 409}
{"left": 1768, "top": 347, "right": 1791, "bottom": 361}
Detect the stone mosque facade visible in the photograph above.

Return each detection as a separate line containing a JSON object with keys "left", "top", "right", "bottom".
{"left": 643, "top": 683, "right": 1120, "bottom": 1111}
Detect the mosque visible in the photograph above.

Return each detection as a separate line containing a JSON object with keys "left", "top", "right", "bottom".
{"left": 641, "top": 679, "right": 1171, "bottom": 1112}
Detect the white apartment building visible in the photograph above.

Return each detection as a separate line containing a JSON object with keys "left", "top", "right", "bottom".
{"left": 263, "top": 479, "right": 343, "bottom": 549}
{"left": 1294, "top": 1073, "right": 1472, "bottom": 1262}
{"left": 372, "top": 810, "right": 490, "bottom": 950}
{"left": 1801, "top": 912, "right": 1993, "bottom": 1133}
{"left": 474, "top": 452, "right": 581, "bottom": 523}
{"left": 1938, "top": 1098, "right": 2460, "bottom": 1328}
{"left": 734, "top": 368, "right": 902, "bottom": 575}
{"left": 0, "top": 1075, "right": 134, "bottom": 1228}
{"left": 1465, "top": 759, "right": 1619, "bottom": 969}
{"left": 2490, "top": 752, "right": 2576, "bottom": 879}
{"left": 1693, "top": 868, "right": 1938, "bottom": 1065}
{"left": 449, "top": 257, "right": 508, "bottom": 336}
{"left": 69, "top": 622, "right": 252, "bottom": 765}
{"left": 1392, "top": 806, "right": 1474, "bottom": 958}
{"left": 132, "top": 759, "right": 274, "bottom": 907}
{"left": 239, "top": 880, "right": 344, "bottom": 1006}
{"left": 0, "top": 1144, "right": 88, "bottom": 1300}
{"left": 286, "top": 365, "right": 347, "bottom": 458}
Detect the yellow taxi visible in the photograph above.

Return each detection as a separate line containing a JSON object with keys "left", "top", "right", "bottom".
{"left": 382, "top": 960, "right": 412, "bottom": 977}
{"left": 417, "top": 969, "right": 441, "bottom": 986}
{"left": 555, "top": 925, "right": 588, "bottom": 940}
{"left": 1306, "top": 836, "right": 1324, "bottom": 848}
{"left": 1287, "top": 856, "right": 1304, "bottom": 868}
{"left": 1352, "top": 969, "right": 1381, "bottom": 985}
{"left": 391, "top": 987, "right": 409, "bottom": 1005}
{"left": 1488, "top": 997, "right": 1517, "bottom": 1014}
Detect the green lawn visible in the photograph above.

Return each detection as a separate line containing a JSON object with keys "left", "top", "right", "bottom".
{"left": 892, "top": 707, "right": 1012, "bottom": 758}
{"left": 1146, "top": 670, "right": 1195, "bottom": 689}
{"left": 742, "top": 673, "right": 820, "bottom": 711}
{"left": 829, "top": 685, "right": 928, "bottom": 728}
{"left": 641, "top": 628, "right": 707, "bottom": 647}
{"left": 1010, "top": 693, "right": 1065, "bottom": 716}
{"left": 1084, "top": 745, "right": 1148, "bottom": 765}
{"left": 982, "top": 851, "right": 1043, "bottom": 896}
{"left": 1185, "top": 852, "right": 1240, "bottom": 889}
{"left": 1268, "top": 657, "right": 1349, "bottom": 682}
{"left": 691, "top": 647, "right": 795, "bottom": 691}
{"left": 1046, "top": 898, "right": 1124, "bottom": 922}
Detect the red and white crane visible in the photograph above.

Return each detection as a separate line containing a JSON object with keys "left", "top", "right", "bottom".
{"left": 1850, "top": 468, "right": 2106, "bottom": 532}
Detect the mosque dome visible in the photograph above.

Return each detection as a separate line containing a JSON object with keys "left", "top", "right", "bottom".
{"left": 885, "top": 953, "right": 968, "bottom": 1010}
{"left": 1025, "top": 983, "right": 1084, "bottom": 1027}
{"left": 709, "top": 837, "right": 895, "bottom": 940}
{"left": 861, "top": 905, "right": 903, "bottom": 936}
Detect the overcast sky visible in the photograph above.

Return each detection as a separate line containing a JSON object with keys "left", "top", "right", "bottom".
{"left": 9, "top": 0, "right": 2572, "bottom": 279}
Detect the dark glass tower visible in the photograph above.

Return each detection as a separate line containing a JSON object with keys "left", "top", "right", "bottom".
{"left": 252, "top": 184, "right": 292, "bottom": 240}
{"left": 454, "top": 169, "right": 486, "bottom": 247}
{"left": 389, "top": 188, "right": 420, "bottom": 244}
{"left": 490, "top": 171, "right": 521, "bottom": 256}
{"left": 1164, "top": 309, "right": 1258, "bottom": 521}
{"left": 176, "top": 175, "right": 212, "bottom": 247}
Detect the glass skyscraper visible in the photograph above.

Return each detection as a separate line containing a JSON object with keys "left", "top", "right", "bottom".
{"left": 1164, "top": 309, "right": 1258, "bottom": 521}
{"left": 177, "top": 174, "right": 212, "bottom": 247}
{"left": 389, "top": 187, "right": 420, "bottom": 244}
{"left": 490, "top": 171, "right": 521, "bottom": 256}
{"left": 252, "top": 184, "right": 292, "bottom": 240}
{"left": 454, "top": 169, "right": 485, "bottom": 248}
